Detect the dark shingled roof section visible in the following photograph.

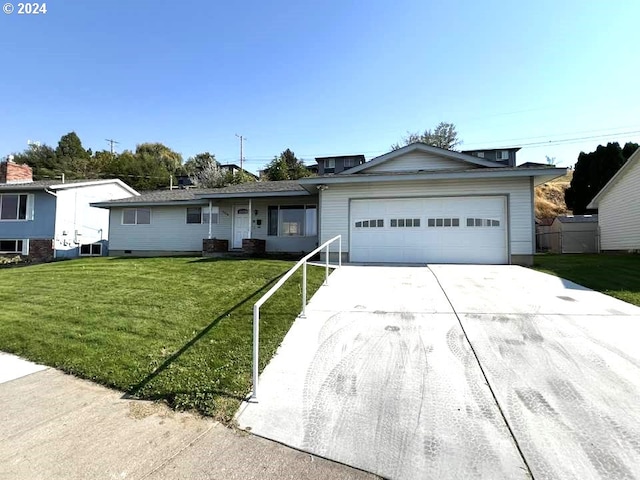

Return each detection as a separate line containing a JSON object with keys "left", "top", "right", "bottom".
{"left": 197, "top": 180, "right": 305, "bottom": 196}
{"left": 99, "top": 189, "right": 212, "bottom": 204}
{"left": 0, "top": 179, "right": 99, "bottom": 191}
{"left": 95, "top": 180, "right": 308, "bottom": 205}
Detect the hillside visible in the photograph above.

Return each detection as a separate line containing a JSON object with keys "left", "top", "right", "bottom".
{"left": 535, "top": 171, "right": 572, "bottom": 219}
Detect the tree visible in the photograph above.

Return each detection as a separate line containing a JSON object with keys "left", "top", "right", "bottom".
{"left": 565, "top": 142, "right": 639, "bottom": 214}
{"left": 55, "top": 131, "right": 91, "bottom": 178}
{"left": 183, "top": 152, "right": 217, "bottom": 177}
{"left": 263, "top": 149, "right": 311, "bottom": 181}
{"left": 391, "top": 121, "right": 461, "bottom": 150}
{"left": 102, "top": 150, "right": 172, "bottom": 191}
{"left": 135, "top": 143, "right": 183, "bottom": 174}
{"left": 11, "top": 143, "right": 58, "bottom": 179}
{"left": 191, "top": 157, "right": 226, "bottom": 188}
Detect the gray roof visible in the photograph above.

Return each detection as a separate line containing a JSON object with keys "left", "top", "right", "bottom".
{"left": 556, "top": 215, "right": 598, "bottom": 223}
{"left": 0, "top": 179, "right": 91, "bottom": 191}
{"left": 196, "top": 180, "right": 306, "bottom": 197}
{"left": 92, "top": 180, "right": 310, "bottom": 207}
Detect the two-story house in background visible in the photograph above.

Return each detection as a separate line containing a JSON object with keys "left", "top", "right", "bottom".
{"left": 462, "top": 148, "right": 520, "bottom": 167}
{"left": 0, "top": 160, "right": 137, "bottom": 262}
{"left": 315, "top": 154, "right": 366, "bottom": 175}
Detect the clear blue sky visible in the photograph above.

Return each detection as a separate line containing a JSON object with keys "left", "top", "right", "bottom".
{"left": 2, "top": 0, "right": 639, "bottom": 172}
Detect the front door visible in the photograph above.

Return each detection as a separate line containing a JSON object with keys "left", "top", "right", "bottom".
{"left": 233, "top": 205, "right": 250, "bottom": 248}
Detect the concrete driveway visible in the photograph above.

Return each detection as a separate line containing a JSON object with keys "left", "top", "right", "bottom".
{"left": 236, "top": 265, "right": 640, "bottom": 479}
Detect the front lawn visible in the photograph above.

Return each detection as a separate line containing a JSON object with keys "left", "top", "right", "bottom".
{"left": 0, "top": 257, "right": 325, "bottom": 422}
{"left": 533, "top": 254, "right": 640, "bottom": 306}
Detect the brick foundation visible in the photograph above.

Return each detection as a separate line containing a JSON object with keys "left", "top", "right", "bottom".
{"left": 203, "top": 238, "right": 229, "bottom": 256}
{"left": 242, "top": 238, "right": 266, "bottom": 256}
{"left": 29, "top": 239, "right": 54, "bottom": 262}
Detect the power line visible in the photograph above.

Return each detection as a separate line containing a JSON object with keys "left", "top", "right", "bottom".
{"left": 105, "top": 138, "right": 120, "bottom": 155}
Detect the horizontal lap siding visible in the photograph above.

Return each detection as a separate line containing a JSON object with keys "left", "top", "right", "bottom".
{"left": 109, "top": 205, "right": 224, "bottom": 251}
{"left": 599, "top": 159, "right": 640, "bottom": 250}
{"left": 108, "top": 195, "right": 319, "bottom": 253}
{"left": 320, "top": 178, "right": 533, "bottom": 255}
{"left": 365, "top": 152, "right": 474, "bottom": 173}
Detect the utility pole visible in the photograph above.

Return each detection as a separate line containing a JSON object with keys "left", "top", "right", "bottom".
{"left": 235, "top": 134, "right": 246, "bottom": 172}
{"left": 105, "top": 138, "right": 120, "bottom": 156}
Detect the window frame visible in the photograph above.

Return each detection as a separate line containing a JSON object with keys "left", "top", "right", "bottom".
{"left": 79, "top": 243, "right": 103, "bottom": 256}
{"left": 0, "top": 239, "right": 28, "bottom": 255}
{"left": 122, "top": 208, "right": 151, "bottom": 225}
{"left": 0, "top": 193, "right": 29, "bottom": 221}
{"left": 267, "top": 205, "right": 317, "bottom": 237}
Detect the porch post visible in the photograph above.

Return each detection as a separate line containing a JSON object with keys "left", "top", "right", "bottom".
{"left": 248, "top": 198, "right": 252, "bottom": 239}
{"left": 208, "top": 200, "right": 212, "bottom": 239}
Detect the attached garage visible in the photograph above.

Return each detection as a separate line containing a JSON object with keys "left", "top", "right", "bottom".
{"left": 350, "top": 196, "right": 507, "bottom": 264}
{"left": 299, "top": 143, "right": 566, "bottom": 266}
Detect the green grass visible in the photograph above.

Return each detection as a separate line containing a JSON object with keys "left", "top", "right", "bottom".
{"left": 0, "top": 257, "right": 325, "bottom": 422}
{"left": 533, "top": 254, "right": 640, "bottom": 306}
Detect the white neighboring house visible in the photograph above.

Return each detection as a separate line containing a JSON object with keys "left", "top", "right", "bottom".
{"left": 587, "top": 147, "right": 640, "bottom": 252}
{"left": 0, "top": 160, "right": 138, "bottom": 261}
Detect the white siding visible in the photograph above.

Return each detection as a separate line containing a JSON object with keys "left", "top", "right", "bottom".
{"left": 599, "top": 158, "right": 640, "bottom": 250}
{"left": 319, "top": 177, "right": 533, "bottom": 258}
{"left": 54, "top": 182, "right": 134, "bottom": 257}
{"left": 363, "top": 151, "right": 477, "bottom": 173}
{"left": 108, "top": 197, "right": 319, "bottom": 253}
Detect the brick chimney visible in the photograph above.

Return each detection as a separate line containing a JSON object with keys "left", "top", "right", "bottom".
{"left": 0, "top": 161, "right": 33, "bottom": 184}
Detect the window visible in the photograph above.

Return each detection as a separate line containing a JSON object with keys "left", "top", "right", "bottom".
{"left": 344, "top": 158, "right": 354, "bottom": 168}
{"left": 80, "top": 243, "right": 102, "bottom": 256}
{"left": 0, "top": 194, "right": 28, "bottom": 221}
{"left": 123, "top": 208, "right": 151, "bottom": 225}
{"left": 427, "top": 218, "right": 460, "bottom": 227}
{"left": 325, "top": 159, "right": 335, "bottom": 169}
{"left": 0, "top": 239, "right": 26, "bottom": 254}
{"left": 390, "top": 218, "right": 420, "bottom": 227}
{"left": 467, "top": 218, "right": 500, "bottom": 227}
{"left": 186, "top": 206, "right": 220, "bottom": 224}
{"left": 355, "top": 219, "right": 384, "bottom": 228}
{"left": 497, "top": 151, "right": 509, "bottom": 160}
{"left": 268, "top": 205, "right": 317, "bottom": 236}
{"left": 477, "top": 152, "right": 485, "bottom": 158}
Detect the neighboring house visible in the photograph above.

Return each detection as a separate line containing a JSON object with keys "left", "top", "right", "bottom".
{"left": 92, "top": 181, "right": 318, "bottom": 256}
{"left": 0, "top": 160, "right": 138, "bottom": 261}
{"left": 461, "top": 147, "right": 520, "bottom": 167}
{"left": 547, "top": 215, "right": 598, "bottom": 254}
{"left": 587, "top": 147, "right": 640, "bottom": 252}
{"left": 316, "top": 155, "right": 366, "bottom": 175}
{"left": 94, "top": 143, "right": 565, "bottom": 265}
{"left": 219, "top": 164, "right": 258, "bottom": 179}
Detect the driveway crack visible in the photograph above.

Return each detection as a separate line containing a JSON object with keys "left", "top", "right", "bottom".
{"left": 427, "top": 266, "right": 535, "bottom": 480}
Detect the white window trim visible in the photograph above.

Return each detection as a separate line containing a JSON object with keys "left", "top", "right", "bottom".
{"left": 0, "top": 239, "right": 29, "bottom": 255}
{"left": 325, "top": 159, "right": 335, "bottom": 169}
{"left": 122, "top": 208, "right": 151, "bottom": 225}
{"left": 0, "top": 193, "right": 32, "bottom": 222}
{"left": 268, "top": 204, "right": 317, "bottom": 237}
{"left": 476, "top": 152, "right": 484, "bottom": 158}
{"left": 79, "top": 243, "right": 102, "bottom": 256}
{"left": 498, "top": 150, "right": 509, "bottom": 160}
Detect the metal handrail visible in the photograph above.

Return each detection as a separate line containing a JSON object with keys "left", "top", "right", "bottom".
{"left": 250, "top": 235, "right": 342, "bottom": 401}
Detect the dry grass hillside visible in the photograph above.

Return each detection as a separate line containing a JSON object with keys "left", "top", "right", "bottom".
{"left": 535, "top": 171, "right": 572, "bottom": 219}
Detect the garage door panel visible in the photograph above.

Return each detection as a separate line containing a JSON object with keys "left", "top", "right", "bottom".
{"left": 350, "top": 197, "right": 507, "bottom": 264}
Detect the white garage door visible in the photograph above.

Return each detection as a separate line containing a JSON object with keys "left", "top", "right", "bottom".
{"left": 350, "top": 196, "right": 507, "bottom": 264}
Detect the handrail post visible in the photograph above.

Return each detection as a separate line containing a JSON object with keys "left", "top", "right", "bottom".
{"left": 301, "top": 261, "right": 307, "bottom": 318}
{"left": 339, "top": 235, "right": 342, "bottom": 267}
{"left": 252, "top": 304, "right": 260, "bottom": 401}
{"left": 324, "top": 243, "right": 329, "bottom": 285}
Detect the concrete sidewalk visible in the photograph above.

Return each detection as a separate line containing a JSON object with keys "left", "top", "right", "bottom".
{"left": 0, "top": 358, "right": 376, "bottom": 480}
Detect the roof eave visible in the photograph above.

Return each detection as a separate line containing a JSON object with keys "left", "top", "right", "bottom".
{"left": 299, "top": 167, "right": 567, "bottom": 190}
{"left": 195, "top": 190, "right": 312, "bottom": 199}
{"left": 91, "top": 199, "right": 207, "bottom": 208}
